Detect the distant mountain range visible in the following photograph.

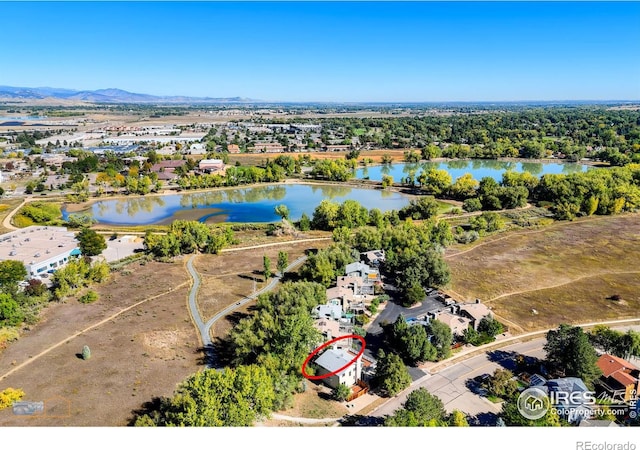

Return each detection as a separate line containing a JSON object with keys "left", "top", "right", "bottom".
{"left": 0, "top": 85, "right": 257, "bottom": 104}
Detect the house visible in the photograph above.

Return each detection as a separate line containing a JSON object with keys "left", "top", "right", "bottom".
{"left": 313, "top": 318, "right": 353, "bottom": 342}
{"left": 430, "top": 310, "right": 471, "bottom": 337}
{"left": 344, "top": 261, "right": 380, "bottom": 295}
{"left": 150, "top": 160, "right": 186, "bottom": 181}
{"left": 540, "top": 377, "right": 593, "bottom": 424}
{"left": 314, "top": 348, "right": 362, "bottom": 389}
{"left": 198, "top": 159, "right": 224, "bottom": 173}
{"left": 361, "top": 249, "right": 385, "bottom": 266}
{"left": 459, "top": 300, "right": 493, "bottom": 330}
{"left": 596, "top": 354, "right": 640, "bottom": 403}
{"left": 227, "top": 144, "right": 241, "bottom": 154}
{"left": 311, "top": 302, "right": 342, "bottom": 320}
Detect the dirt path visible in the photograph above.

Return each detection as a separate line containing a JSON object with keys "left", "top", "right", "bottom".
{"left": 485, "top": 270, "right": 640, "bottom": 304}
{"left": 221, "top": 237, "right": 331, "bottom": 253}
{"left": 0, "top": 281, "right": 188, "bottom": 382}
{"left": 444, "top": 214, "right": 619, "bottom": 260}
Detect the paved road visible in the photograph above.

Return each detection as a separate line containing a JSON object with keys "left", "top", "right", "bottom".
{"left": 185, "top": 254, "right": 308, "bottom": 367}
{"left": 370, "top": 323, "right": 640, "bottom": 422}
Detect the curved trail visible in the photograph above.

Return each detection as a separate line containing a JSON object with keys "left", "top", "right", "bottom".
{"left": 185, "top": 253, "right": 308, "bottom": 368}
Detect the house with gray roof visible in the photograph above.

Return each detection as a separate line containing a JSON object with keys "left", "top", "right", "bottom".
{"left": 314, "top": 348, "right": 362, "bottom": 389}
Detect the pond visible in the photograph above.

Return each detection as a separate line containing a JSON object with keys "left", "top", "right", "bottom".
{"left": 64, "top": 183, "right": 412, "bottom": 226}
{"left": 355, "top": 159, "right": 589, "bottom": 182}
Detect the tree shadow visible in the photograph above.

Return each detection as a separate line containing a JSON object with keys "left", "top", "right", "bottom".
{"left": 225, "top": 310, "right": 252, "bottom": 327}
{"left": 465, "top": 378, "right": 489, "bottom": 397}
{"left": 340, "top": 414, "right": 385, "bottom": 427}
{"left": 128, "top": 396, "right": 166, "bottom": 426}
{"left": 237, "top": 273, "right": 261, "bottom": 282}
{"left": 486, "top": 349, "right": 519, "bottom": 371}
{"left": 469, "top": 412, "right": 499, "bottom": 427}
{"left": 75, "top": 353, "right": 84, "bottom": 360}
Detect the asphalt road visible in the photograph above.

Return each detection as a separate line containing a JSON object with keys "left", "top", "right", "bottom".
{"left": 370, "top": 324, "right": 640, "bottom": 423}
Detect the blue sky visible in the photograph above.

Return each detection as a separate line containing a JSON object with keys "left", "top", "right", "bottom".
{"left": 1, "top": 2, "right": 639, "bottom": 102}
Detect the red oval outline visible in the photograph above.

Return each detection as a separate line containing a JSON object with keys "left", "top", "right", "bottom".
{"left": 301, "top": 334, "right": 366, "bottom": 380}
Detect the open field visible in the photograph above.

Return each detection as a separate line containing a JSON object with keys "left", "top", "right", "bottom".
{"left": 0, "top": 259, "right": 200, "bottom": 426}
{"left": 445, "top": 213, "right": 640, "bottom": 332}
{"left": 196, "top": 240, "right": 331, "bottom": 336}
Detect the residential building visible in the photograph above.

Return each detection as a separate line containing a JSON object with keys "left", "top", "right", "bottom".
{"left": 314, "top": 348, "right": 362, "bottom": 389}
{"left": 227, "top": 144, "right": 241, "bottom": 154}
{"left": 361, "top": 249, "right": 385, "bottom": 267}
{"left": 0, "top": 226, "right": 81, "bottom": 278}
{"left": 430, "top": 310, "right": 471, "bottom": 337}
{"left": 150, "top": 160, "right": 186, "bottom": 181}
{"left": 596, "top": 354, "right": 640, "bottom": 403}
{"left": 459, "top": 300, "right": 493, "bottom": 330}
{"left": 312, "top": 302, "right": 342, "bottom": 320}
{"left": 313, "top": 318, "right": 353, "bottom": 342}
{"left": 198, "top": 159, "right": 224, "bottom": 173}
{"left": 539, "top": 377, "right": 593, "bottom": 424}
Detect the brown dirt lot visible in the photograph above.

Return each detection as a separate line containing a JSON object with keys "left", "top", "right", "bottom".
{"left": 445, "top": 213, "right": 640, "bottom": 332}
{"left": 228, "top": 148, "right": 412, "bottom": 166}
{"left": 195, "top": 240, "right": 331, "bottom": 337}
{"left": 0, "top": 260, "right": 203, "bottom": 426}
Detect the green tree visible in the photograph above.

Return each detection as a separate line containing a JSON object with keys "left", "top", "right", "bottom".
{"left": 544, "top": 324, "right": 602, "bottom": 387}
{"left": 385, "top": 388, "right": 447, "bottom": 426}
{"left": 381, "top": 174, "right": 394, "bottom": 189}
{"left": 478, "top": 316, "right": 504, "bottom": 337}
{"left": 333, "top": 383, "right": 351, "bottom": 402}
{"left": 448, "top": 410, "right": 469, "bottom": 427}
{"left": 482, "top": 369, "right": 519, "bottom": 399}
{"left": 0, "top": 260, "right": 27, "bottom": 291}
{"left": 374, "top": 350, "right": 412, "bottom": 397}
{"left": 274, "top": 204, "right": 290, "bottom": 220}
{"left": 76, "top": 228, "right": 107, "bottom": 256}
{"left": 450, "top": 173, "right": 479, "bottom": 199}
{"left": 501, "top": 393, "right": 562, "bottom": 426}
{"left": 276, "top": 251, "right": 288, "bottom": 276}
{"left": 263, "top": 255, "right": 272, "bottom": 281}
{"left": 136, "top": 365, "right": 276, "bottom": 426}
{"left": 298, "top": 213, "right": 311, "bottom": 231}
{"left": 0, "top": 293, "right": 24, "bottom": 326}
{"left": 426, "top": 319, "right": 452, "bottom": 360}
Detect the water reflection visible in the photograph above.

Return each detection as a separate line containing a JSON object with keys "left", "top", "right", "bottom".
{"left": 62, "top": 183, "right": 411, "bottom": 225}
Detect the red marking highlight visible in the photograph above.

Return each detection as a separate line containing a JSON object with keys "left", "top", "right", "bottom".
{"left": 301, "top": 334, "right": 366, "bottom": 380}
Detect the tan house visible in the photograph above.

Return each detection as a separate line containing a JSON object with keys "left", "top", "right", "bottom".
{"left": 459, "top": 300, "right": 492, "bottom": 330}
{"left": 431, "top": 311, "right": 471, "bottom": 337}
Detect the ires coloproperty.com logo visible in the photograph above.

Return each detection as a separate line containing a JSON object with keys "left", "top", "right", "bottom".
{"left": 517, "top": 387, "right": 637, "bottom": 421}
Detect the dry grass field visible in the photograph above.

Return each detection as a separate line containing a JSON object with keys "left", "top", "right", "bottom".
{"left": 0, "top": 260, "right": 200, "bottom": 426}
{"left": 445, "top": 213, "right": 640, "bottom": 332}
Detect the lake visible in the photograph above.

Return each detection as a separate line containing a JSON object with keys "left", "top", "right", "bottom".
{"left": 355, "top": 159, "right": 589, "bottom": 182}
{"left": 65, "top": 183, "right": 412, "bottom": 226}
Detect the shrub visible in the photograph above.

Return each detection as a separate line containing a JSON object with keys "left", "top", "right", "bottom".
{"left": 82, "top": 345, "right": 91, "bottom": 360}
{"left": 78, "top": 290, "right": 98, "bottom": 304}
{"left": 0, "top": 387, "right": 25, "bottom": 409}
{"left": 462, "top": 198, "right": 482, "bottom": 212}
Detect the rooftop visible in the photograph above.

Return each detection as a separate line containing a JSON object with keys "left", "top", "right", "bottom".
{"left": 0, "top": 226, "right": 79, "bottom": 267}
{"left": 315, "top": 348, "right": 357, "bottom": 374}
